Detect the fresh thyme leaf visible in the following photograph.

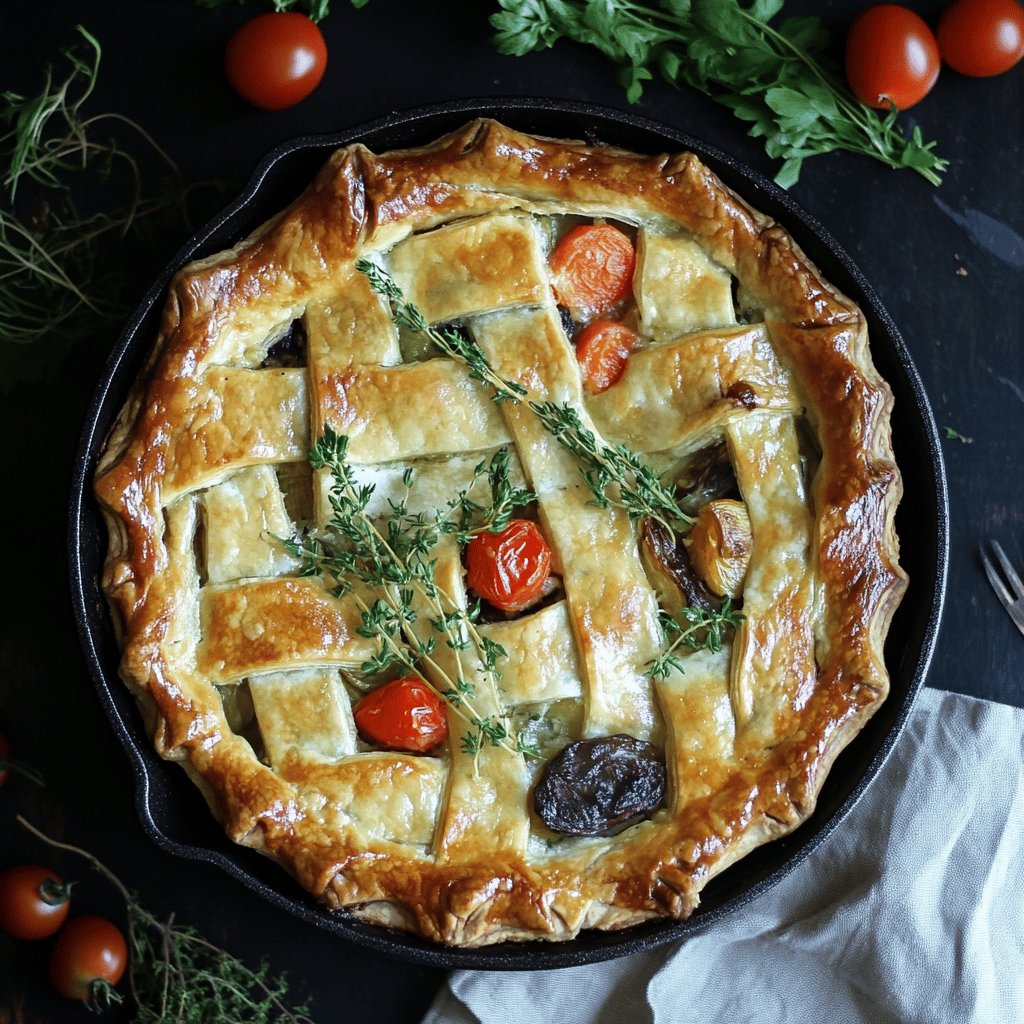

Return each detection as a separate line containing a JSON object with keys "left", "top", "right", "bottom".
{"left": 943, "top": 425, "right": 973, "bottom": 444}
{"left": 646, "top": 599, "right": 744, "bottom": 678}
{"left": 490, "top": 0, "right": 947, "bottom": 187}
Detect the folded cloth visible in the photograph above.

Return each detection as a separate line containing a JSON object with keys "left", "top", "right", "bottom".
{"left": 423, "top": 688, "right": 1024, "bottom": 1024}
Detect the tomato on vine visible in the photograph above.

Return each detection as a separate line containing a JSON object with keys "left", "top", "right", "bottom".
{"left": 0, "top": 865, "right": 72, "bottom": 940}
{"left": 49, "top": 915, "right": 127, "bottom": 1005}
{"left": 846, "top": 5, "right": 941, "bottom": 109}
{"left": 938, "top": 0, "right": 1024, "bottom": 76}
{"left": 225, "top": 12, "right": 328, "bottom": 111}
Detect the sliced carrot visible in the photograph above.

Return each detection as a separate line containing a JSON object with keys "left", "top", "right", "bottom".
{"left": 549, "top": 224, "right": 636, "bottom": 317}
{"left": 575, "top": 321, "right": 639, "bottom": 394}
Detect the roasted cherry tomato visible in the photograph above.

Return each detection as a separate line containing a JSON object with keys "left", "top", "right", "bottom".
{"left": 354, "top": 676, "right": 449, "bottom": 753}
{"left": 49, "top": 915, "right": 127, "bottom": 1003}
{"left": 0, "top": 865, "right": 71, "bottom": 940}
{"left": 575, "top": 321, "right": 639, "bottom": 393}
{"left": 465, "top": 519, "right": 552, "bottom": 612}
{"left": 549, "top": 224, "right": 636, "bottom": 318}
{"left": 938, "top": 0, "right": 1024, "bottom": 76}
{"left": 846, "top": 5, "right": 941, "bottom": 109}
{"left": 225, "top": 12, "right": 328, "bottom": 111}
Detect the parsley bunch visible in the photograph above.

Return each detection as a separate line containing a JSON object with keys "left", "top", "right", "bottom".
{"left": 491, "top": 0, "right": 947, "bottom": 187}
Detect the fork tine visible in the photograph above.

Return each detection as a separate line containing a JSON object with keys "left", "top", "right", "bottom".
{"left": 991, "top": 541, "right": 1024, "bottom": 601}
{"left": 980, "top": 546, "right": 1015, "bottom": 607}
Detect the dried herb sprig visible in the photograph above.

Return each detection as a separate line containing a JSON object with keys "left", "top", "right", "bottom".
{"left": 280, "top": 427, "right": 538, "bottom": 761}
{"left": 0, "top": 26, "right": 223, "bottom": 390}
{"left": 17, "top": 816, "right": 315, "bottom": 1023}
{"left": 491, "top": 0, "right": 947, "bottom": 188}
{"left": 646, "top": 600, "right": 744, "bottom": 679}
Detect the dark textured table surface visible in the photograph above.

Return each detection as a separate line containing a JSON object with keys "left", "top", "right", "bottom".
{"left": 1, "top": 1, "right": 1021, "bottom": 1020}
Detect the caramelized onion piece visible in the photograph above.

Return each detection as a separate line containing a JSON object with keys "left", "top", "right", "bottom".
{"left": 640, "top": 517, "right": 720, "bottom": 612}
{"left": 534, "top": 735, "right": 666, "bottom": 836}
{"left": 687, "top": 499, "right": 753, "bottom": 598}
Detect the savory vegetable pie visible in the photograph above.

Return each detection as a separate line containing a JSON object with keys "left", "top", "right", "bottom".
{"left": 94, "top": 120, "right": 906, "bottom": 946}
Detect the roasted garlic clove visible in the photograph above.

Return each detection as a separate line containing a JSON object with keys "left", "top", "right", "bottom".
{"left": 687, "top": 499, "right": 752, "bottom": 599}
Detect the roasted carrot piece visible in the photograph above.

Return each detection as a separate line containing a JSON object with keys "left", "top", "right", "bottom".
{"left": 550, "top": 224, "right": 636, "bottom": 317}
{"left": 575, "top": 321, "right": 639, "bottom": 393}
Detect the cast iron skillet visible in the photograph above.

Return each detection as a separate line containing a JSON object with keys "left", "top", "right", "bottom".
{"left": 68, "top": 98, "right": 948, "bottom": 970}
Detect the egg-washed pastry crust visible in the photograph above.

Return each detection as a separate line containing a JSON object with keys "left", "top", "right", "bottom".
{"left": 94, "top": 120, "right": 906, "bottom": 946}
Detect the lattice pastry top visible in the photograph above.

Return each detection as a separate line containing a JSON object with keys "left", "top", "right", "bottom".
{"left": 95, "top": 120, "right": 906, "bottom": 946}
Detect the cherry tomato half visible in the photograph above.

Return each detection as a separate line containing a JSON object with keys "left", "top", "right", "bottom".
{"left": 0, "top": 865, "right": 71, "bottom": 940}
{"left": 550, "top": 224, "right": 636, "bottom": 318}
{"left": 576, "top": 321, "right": 639, "bottom": 394}
{"left": 846, "top": 5, "right": 941, "bottom": 109}
{"left": 50, "top": 915, "right": 127, "bottom": 1003}
{"left": 938, "top": 0, "right": 1024, "bottom": 76}
{"left": 225, "top": 12, "right": 328, "bottom": 111}
{"left": 465, "top": 519, "right": 552, "bottom": 613}
{"left": 354, "top": 676, "right": 449, "bottom": 753}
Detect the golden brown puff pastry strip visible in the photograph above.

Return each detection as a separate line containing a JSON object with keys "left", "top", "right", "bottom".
{"left": 95, "top": 120, "right": 905, "bottom": 946}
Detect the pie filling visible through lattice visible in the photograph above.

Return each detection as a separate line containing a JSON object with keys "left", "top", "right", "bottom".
{"left": 94, "top": 121, "right": 906, "bottom": 946}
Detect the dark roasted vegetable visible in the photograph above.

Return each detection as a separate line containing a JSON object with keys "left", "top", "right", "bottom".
{"left": 533, "top": 734, "right": 666, "bottom": 836}
{"left": 640, "top": 517, "right": 720, "bottom": 613}
{"left": 675, "top": 444, "right": 739, "bottom": 518}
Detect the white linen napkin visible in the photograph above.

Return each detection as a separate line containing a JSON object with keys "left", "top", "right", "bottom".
{"left": 423, "top": 687, "right": 1024, "bottom": 1024}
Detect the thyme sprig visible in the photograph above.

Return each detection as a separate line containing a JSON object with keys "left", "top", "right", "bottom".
{"left": 530, "top": 401, "right": 693, "bottom": 533}
{"left": 356, "top": 260, "right": 690, "bottom": 532}
{"left": 646, "top": 599, "right": 744, "bottom": 679}
{"left": 17, "top": 817, "right": 314, "bottom": 1023}
{"left": 281, "top": 427, "right": 538, "bottom": 760}
{"left": 356, "top": 257, "right": 527, "bottom": 404}
{"left": 440, "top": 446, "right": 537, "bottom": 543}
{"left": 491, "top": 0, "right": 946, "bottom": 188}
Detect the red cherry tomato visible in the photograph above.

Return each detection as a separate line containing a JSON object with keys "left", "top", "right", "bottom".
{"left": 354, "top": 676, "right": 449, "bottom": 753}
{"left": 49, "top": 915, "right": 127, "bottom": 1003}
{"left": 550, "top": 225, "right": 636, "bottom": 318}
{"left": 846, "top": 5, "right": 941, "bottom": 109}
{"left": 0, "top": 865, "right": 72, "bottom": 940}
{"left": 938, "top": 0, "right": 1024, "bottom": 76}
{"left": 465, "top": 519, "right": 552, "bottom": 612}
{"left": 576, "top": 321, "right": 639, "bottom": 394}
{"left": 225, "top": 12, "right": 328, "bottom": 111}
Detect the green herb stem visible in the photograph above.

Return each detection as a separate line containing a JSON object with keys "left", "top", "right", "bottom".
{"left": 17, "top": 817, "right": 314, "bottom": 1023}
{"left": 490, "top": 0, "right": 947, "bottom": 187}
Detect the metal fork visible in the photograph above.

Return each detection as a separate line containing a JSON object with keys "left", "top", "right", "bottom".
{"left": 980, "top": 541, "right": 1024, "bottom": 638}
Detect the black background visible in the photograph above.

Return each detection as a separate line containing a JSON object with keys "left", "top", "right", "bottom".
{"left": 1, "top": 1, "right": 1021, "bottom": 1021}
